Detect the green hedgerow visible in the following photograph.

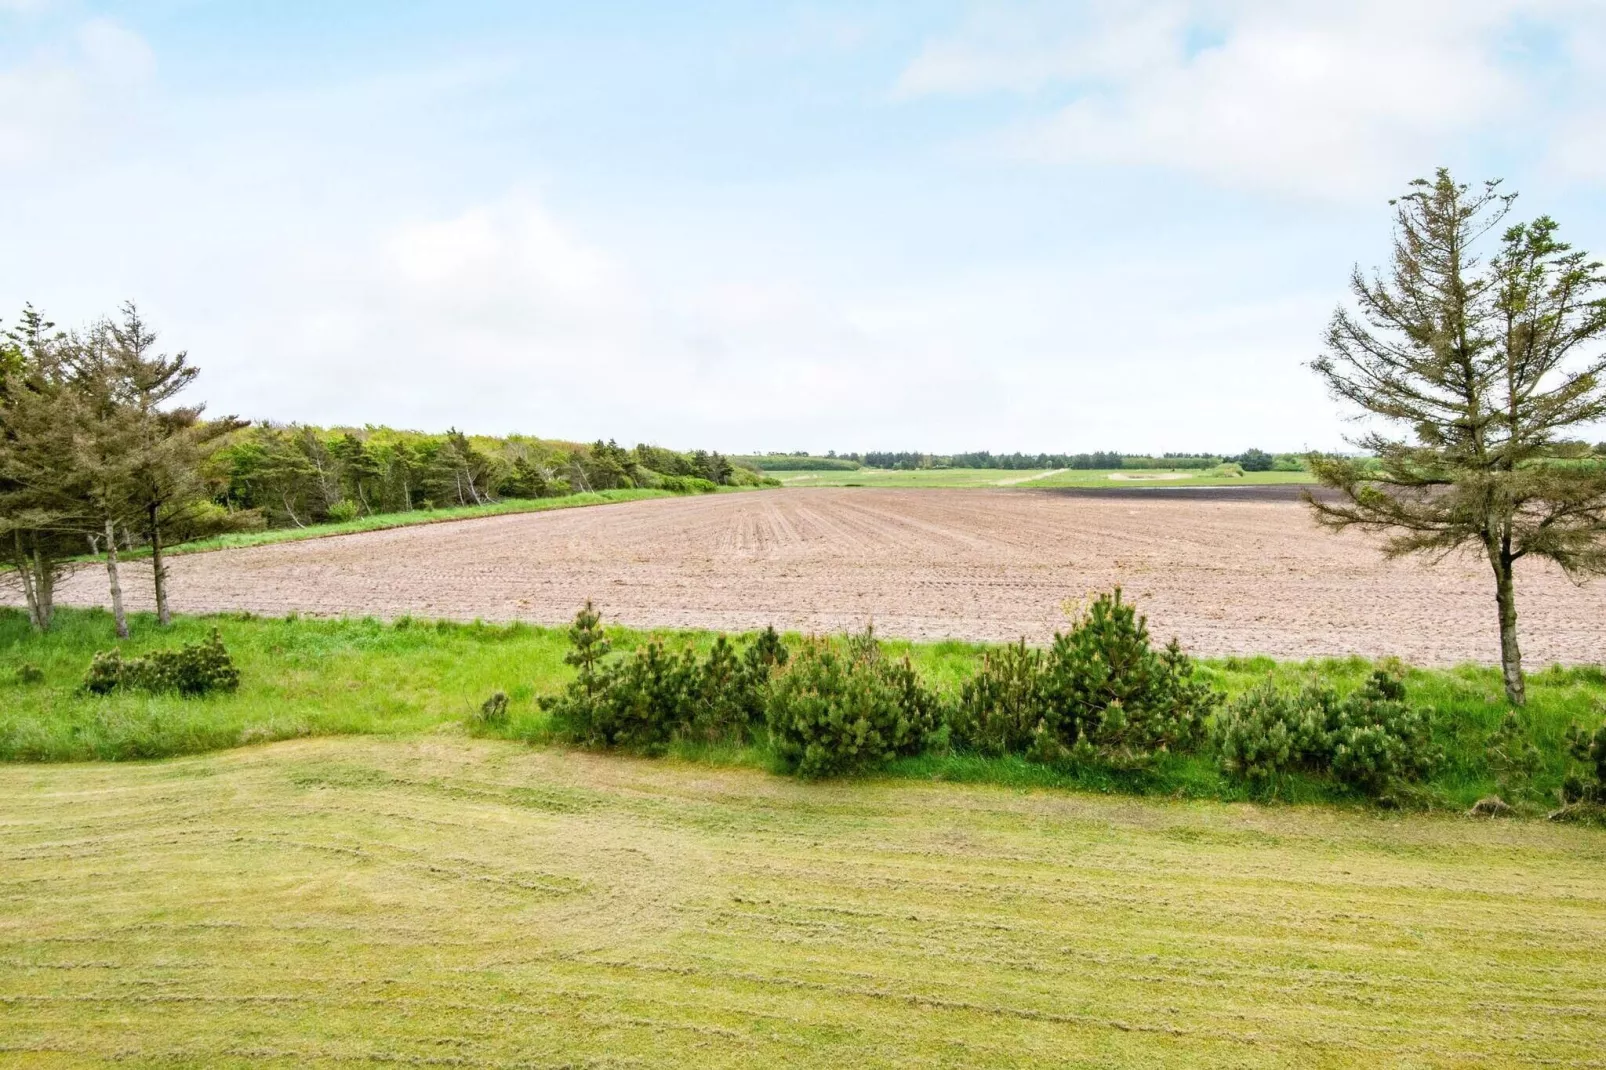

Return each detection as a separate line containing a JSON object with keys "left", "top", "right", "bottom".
{"left": 542, "top": 606, "right": 790, "bottom": 751}
{"left": 82, "top": 629, "right": 240, "bottom": 698}
{"left": 950, "top": 640, "right": 1047, "bottom": 756}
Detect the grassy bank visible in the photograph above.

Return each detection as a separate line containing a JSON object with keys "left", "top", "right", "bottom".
{"left": 3, "top": 735, "right": 1602, "bottom": 1068}
{"left": 100, "top": 487, "right": 687, "bottom": 561}
{"left": 776, "top": 467, "right": 1315, "bottom": 489}
{"left": 3, "top": 608, "right": 1600, "bottom": 812}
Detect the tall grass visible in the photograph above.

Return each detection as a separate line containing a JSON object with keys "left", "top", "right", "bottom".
{"left": 2, "top": 607, "right": 1600, "bottom": 810}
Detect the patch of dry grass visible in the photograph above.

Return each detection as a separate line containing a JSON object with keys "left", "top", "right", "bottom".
{"left": 3, "top": 737, "right": 1603, "bottom": 1067}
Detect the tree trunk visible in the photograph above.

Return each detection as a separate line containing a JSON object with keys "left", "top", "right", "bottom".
{"left": 149, "top": 504, "right": 171, "bottom": 628}
{"left": 30, "top": 543, "right": 54, "bottom": 632}
{"left": 104, "top": 515, "right": 129, "bottom": 640}
{"left": 1489, "top": 542, "right": 1525, "bottom": 706}
{"left": 14, "top": 532, "right": 42, "bottom": 630}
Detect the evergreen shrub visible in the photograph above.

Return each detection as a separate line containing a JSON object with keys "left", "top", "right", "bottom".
{"left": 765, "top": 629, "right": 941, "bottom": 777}
{"left": 82, "top": 629, "right": 240, "bottom": 697}
{"left": 1562, "top": 720, "right": 1606, "bottom": 805}
{"left": 1213, "top": 671, "right": 1439, "bottom": 795}
{"left": 951, "top": 590, "right": 1217, "bottom": 767}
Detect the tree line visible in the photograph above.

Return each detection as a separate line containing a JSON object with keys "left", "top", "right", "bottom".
{"left": 213, "top": 427, "right": 765, "bottom": 529}
{"left": 749, "top": 450, "right": 1306, "bottom": 472}
{"left": 0, "top": 303, "right": 771, "bottom": 636}
{"left": 0, "top": 305, "right": 237, "bottom": 639}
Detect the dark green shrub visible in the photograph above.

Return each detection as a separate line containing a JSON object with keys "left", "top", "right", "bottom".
{"left": 543, "top": 605, "right": 792, "bottom": 750}
{"left": 1213, "top": 681, "right": 1303, "bottom": 783}
{"left": 689, "top": 630, "right": 787, "bottom": 742}
{"left": 14, "top": 662, "right": 44, "bottom": 686}
{"left": 81, "top": 629, "right": 240, "bottom": 697}
{"left": 1562, "top": 720, "right": 1606, "bottom": 805}
{"left": 766, "top": 630, "right": 940, "bottom": 777}
{"left": 658, "top": 475, "right": 719, "bottom": 495}
{"left": 478, "top": 690, "right": 510, "bottom": 728}
{"left": 1038, "top": 590, "right": 1216, "bottom": 766}
{"left": 1213, "top": 671, "right": 1439, "bottom": 796}
{"left": 951, "top": 640, "right": 1047, "bottom": 756}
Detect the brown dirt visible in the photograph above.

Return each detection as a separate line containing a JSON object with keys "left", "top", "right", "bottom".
{"left": 38, "top": 488, "right": 1606, "bottom": 664}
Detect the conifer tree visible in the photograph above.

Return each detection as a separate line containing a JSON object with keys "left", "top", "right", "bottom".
{"left": 1309, "top": 171, "right": 1606, "bottom": 704}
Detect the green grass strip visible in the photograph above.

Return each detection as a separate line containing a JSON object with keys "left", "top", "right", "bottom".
{"left": 2, "top": 607, "right": 1601, "bottom": 814}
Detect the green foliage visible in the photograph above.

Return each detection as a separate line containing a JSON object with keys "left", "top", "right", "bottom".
{"left": 81, "top": 628, "right": 240, "bottom": 697}
{"left": 1214, "top": 671, "right": 1440, "bottom": 797}
{"left": 657, "top": 475, "right": 719, "bottom": 494}
{"left": 14, "top": 662, "right": 44, "bottom": 685}
{"left": 1039, "top": 591, "right": 1216, "bottom": 765}
{"left": 765, "top": 629, "right": 941, "bottom": 778}
{"left": 945, "top": 592, "right": 1218, "bottom": 769}
{"left": 477, "top": 690, "right": 510, "bottom": 728}
{"left": 1561, "top": 719, "right": 1606, "bottom": 805}
{"left": 951, "top": 640, "right": 1046, "bottom": 756}
{"left": 1485, "top": 710, "right": 1544, "bottom": 801}
{"left": 212, "top": 425, "right": 760, "bottom": 532}
{"left": 542, "top": 607, "right": 788, "bottom": 751}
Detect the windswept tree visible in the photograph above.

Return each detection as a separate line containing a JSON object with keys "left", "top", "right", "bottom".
{"left": 1308, "top": 170, "right": 1606, "bottom": 705}
{"left": 109, "top": 304, "right": 247, "bottom": 626}
{"left": 0, "top": 308, "right": 87, "bottom": 631}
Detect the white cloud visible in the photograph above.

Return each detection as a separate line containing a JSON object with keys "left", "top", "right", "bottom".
{"left": 0, "top": 16, "right": 155, "bottom": 167}
{"left": 899, "top": 1, "right": 1603, "bottom": 200}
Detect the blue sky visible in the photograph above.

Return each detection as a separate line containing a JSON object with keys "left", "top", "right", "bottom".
{"left": 3, "top": 1, "right": 1604, "bottom": 453}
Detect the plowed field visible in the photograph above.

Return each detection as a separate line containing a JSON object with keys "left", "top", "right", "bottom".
{"left": 42, "top": 488, "right": 1606, "bottom": 664}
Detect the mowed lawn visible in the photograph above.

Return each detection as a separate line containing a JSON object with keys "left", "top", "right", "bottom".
{"left": 3, "top": 737, "right": 1603, "bottom": 1068}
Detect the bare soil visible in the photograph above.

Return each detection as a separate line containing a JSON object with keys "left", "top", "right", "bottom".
{"left": 39, "top": 488, "right": 1606, "bottom": 664}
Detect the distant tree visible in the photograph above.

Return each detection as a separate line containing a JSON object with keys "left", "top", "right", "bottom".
{"left": 1308, "top": 170, "right": 1606, "bottom": 705}
{"left": 0, "top": 307, "right": 87, "bottom": 631}
{"left": 109, "top": 304, "right": 247, "bottom": 626}
{"left": 331, "top": 432, "right": 382, "bottom": 514}
{"left": 1237, "top": 448, "right": 1274, "bottom": 472}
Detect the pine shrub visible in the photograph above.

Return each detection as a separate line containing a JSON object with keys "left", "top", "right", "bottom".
{"left": 81, "top": 629, "right": 240, "bottom": 697}
{"left": 1214, "top": 671, "right": 1439, "bottom": 796}
{"left": 947, "top": 591, "right": 1217, "bottom": 767}
{"left": 765, "top": 629, "right": 940, "bottom": 777}
{"left": 951, "top": 640, "right": 1047, "bottom": 756}
{"left": 1039, "top": 590, "right": 1216, "bottom": 766}
{"left": 477, "top": 690, "right": 510, "bottom": 728}
{"left": 542, "top": 606, "right": 791, "bottom": 751}
{"left": 1562, "top": 720, "right": 1606, "bottom": 805}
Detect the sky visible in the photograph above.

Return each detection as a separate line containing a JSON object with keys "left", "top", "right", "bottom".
{"left": 2, "top": 1, "right": 1604, "bottom": 455}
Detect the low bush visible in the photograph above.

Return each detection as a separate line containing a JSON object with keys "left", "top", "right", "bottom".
{"left": 327, "top": 500, "right": 361, "bottom": 523}
{"left": 766, "top": 630, "right": 942, "bottom": 778}
{"left": 950, "top": 590, "right": 1217, "bottom": 767}
{"left": 477, "top": 691, "right": 510, "bottom": 728}
{"left": 658, "top": 476, "right": 719, "bottom": 495}
{"left": 1485, "top": 710, "right": 1544, "bottom": 801}
{"left": 1562, "top": 719, "right": 1606, "bottom": 805}
{"left": 14, "top": 662, "right": 44, "bottom": 686}
{"left": 1213, "top": 671, "right": 1439, "bottom": 796}
{"left": 82, "top": 630, "right": 240, "bottom": 697}
{"left": 541, "top": 605, "right": 788, "bottom": 751}
{"left": 950, "top": 640, "right": 1047, "bottom": 756}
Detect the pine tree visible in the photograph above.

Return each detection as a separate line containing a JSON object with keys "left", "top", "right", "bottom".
{"left": 1309, "top": 171, "right": 1606, "bottom": 705}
